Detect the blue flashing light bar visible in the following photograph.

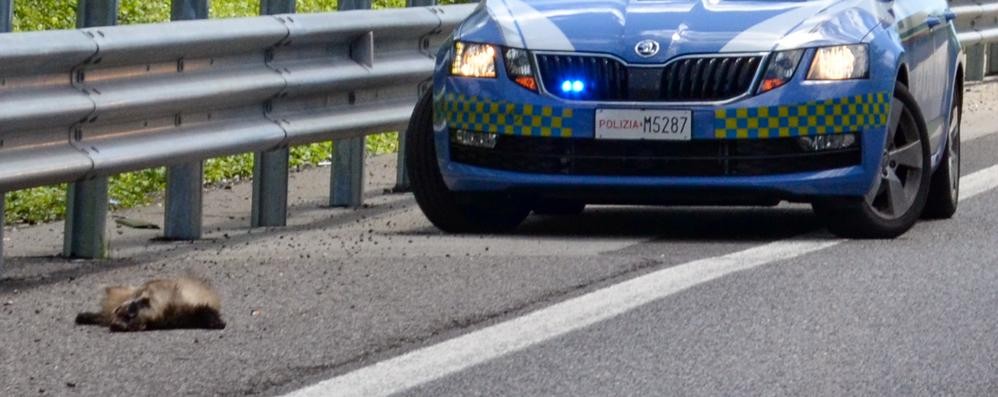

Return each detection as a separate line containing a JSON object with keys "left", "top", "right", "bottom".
{"left": 560, "top": 79, "right": 586, "bottom": 94}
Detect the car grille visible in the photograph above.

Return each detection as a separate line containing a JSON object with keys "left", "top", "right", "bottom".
{"left": 659, "top": 56, "right": 763, "bottom": 102}
{"left": 535, "top": 54, "right": 630, "bottom": 101}
{"left": 450, "top": 134, "right": 861, "bottom": 177}
{"left": 535, "top": 54, "right": 763, "bottom": 102}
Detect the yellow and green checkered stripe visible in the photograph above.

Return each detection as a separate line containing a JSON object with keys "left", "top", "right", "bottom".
{"left": 714, "top": 93, "right": 891, "bottom": 139}
{"left": 438, "top": 94, "right": 576, "bottom": 138}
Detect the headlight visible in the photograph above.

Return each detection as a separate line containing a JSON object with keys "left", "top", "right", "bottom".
{"left": 807, "top": 44, "right": 869, "bottom": 81}
{"left": 451, "top": 42, "right": 497, "bottom": 78}
{"left": 504, "top": 48, "right": 538, "bottom": 91}
{"left": 758, "top": 49, "right": 804, "bottom": 93}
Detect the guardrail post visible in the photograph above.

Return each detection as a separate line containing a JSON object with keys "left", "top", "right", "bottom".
{"left": 162, "top": 0, "right": 208, "bottom": 240}
{"left": 331, "top": 138, "right": 365, "bottom": 207}
{"left": 251, "top": 0, "right": 295, "bottom": 228}
{"left": 989, "top": 43, "right": 998, "bottom": 76}
{"left": 1, "top": 193, "right": 5, "bottom": 273}
{"left": 392, "top": 0, "right": 437, "bottom": 193}
{"left": 0, "top": 0, "right": 12, "bottom": 32}
{"left": 164, "top": 163, "right": 204, "bottom": 239}
{"left": 64, "top": 0, "right": 117, "bottom": 259}
{"left": 64, "top": 178, "right": 109, "bottom": 258}
{"left": 171, "top": 0, "right": 209, "bottom": 20}
{"left": 967, "top": 43, "right": 987, "bottom": 82}
{"left": 252, "top": 148, "right": 289, "bottom": 227}
{"left": 330, "top": 0, "right": 372, "bottom": 208}
{"left": 0, "top": 0, "right": 8, "bottom": 271}
{"left": 77, "top": 0, "right": 118, "bottom": 28}
{"left": 261, "top": 0, "right": 295, "bottom": 14}
{"left": 339, "top": 0, "right": 371, "bottom": 10}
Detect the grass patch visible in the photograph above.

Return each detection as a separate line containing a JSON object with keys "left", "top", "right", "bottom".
{"left": 4, "top": 133, "right": 399, "bottom": 225}
{"left": 12, "top": 0, "right": 467, "bottom": 30}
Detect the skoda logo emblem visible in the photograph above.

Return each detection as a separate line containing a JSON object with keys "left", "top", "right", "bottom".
{"left": 635, "top": 39, "right": 660, "bottom": 58}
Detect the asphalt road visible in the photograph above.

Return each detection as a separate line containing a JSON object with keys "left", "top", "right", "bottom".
{"left": 2, "top": 82, "right": 998, "bottom": 397}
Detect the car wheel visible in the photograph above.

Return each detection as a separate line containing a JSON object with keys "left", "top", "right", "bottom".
{"left": 533, "top": 199, "right": 586, "bottom": 216}
{"left": 405, "top": 91, "right": 530, "bottom": 233}
{"left": 922, "top": 94, "right": 961, "bottom": 219}
{"left": 813, "top": 83, "right": 932, "bottom": 238}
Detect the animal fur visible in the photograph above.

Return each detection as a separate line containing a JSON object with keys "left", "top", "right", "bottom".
{"left": 75, "top": 277, "right": 225, "bottom": 332}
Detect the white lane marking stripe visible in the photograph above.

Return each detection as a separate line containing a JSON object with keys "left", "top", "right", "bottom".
{"left": 285, "top": 164, "right": 998, "bottom": 397}
{"left": 960, "top": 164, "right": 998, "bottom": 200}
{"left": 285, "top": 240, "right": 840, "bottom": 397}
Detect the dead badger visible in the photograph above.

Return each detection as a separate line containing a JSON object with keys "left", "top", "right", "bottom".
{"left": 76, "top": 277, "right": 225, "bottom": 332}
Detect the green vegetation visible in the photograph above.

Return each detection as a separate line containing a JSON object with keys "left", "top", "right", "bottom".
{"left": 4, "top": 136, "right": 398, "bottom": 225}
{"left": 12, "top": 0, "right": 468, "bottom": 30}
{"left": 2, "top": 0, "right": 467, "bottom": 224}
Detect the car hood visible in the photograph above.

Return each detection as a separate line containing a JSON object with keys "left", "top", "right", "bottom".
{"left": 460, "top": 0, "right": 884, "bottom": 63}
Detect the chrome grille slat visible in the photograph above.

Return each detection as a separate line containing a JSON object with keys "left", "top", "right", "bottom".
{"left": 702, "top": 58, "right": 718, "bottom": 99}
{"left": 724, "top": 57, "right": 744, "bottom": 96}
{"left": 711, "top": 58, "right": 731, "bottom": 98}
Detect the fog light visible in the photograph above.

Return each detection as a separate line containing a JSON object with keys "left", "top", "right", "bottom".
{"left": 798, "top": 133, "right": 857, "bottom": 152}
{"left": 454, "top": 130, "right": 497, "bottom": 149}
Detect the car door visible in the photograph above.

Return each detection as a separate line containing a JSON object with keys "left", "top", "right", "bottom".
{"left": 931, "top": 0, "right": 961, "bottom": 150}
{"left": 926, "top": 0, "right": 957, "bottom": 153}
{"left": 893, "top": 0, "right": 950, "bottom": 154}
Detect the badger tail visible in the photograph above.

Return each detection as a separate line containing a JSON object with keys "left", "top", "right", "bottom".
{"left": 75, "top": 312, "right": 105, "bottom": 326}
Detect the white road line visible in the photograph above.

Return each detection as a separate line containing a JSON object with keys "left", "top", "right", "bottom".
{"left": 284, "top": 165, "right": 998, "bottom": 397}
{"left": 960, "top": 164, "right": 998, "bottom": 200}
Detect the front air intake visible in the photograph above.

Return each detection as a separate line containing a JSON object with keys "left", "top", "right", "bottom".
{"left": 534, "top": 53, "right": 763, "bottom": 102}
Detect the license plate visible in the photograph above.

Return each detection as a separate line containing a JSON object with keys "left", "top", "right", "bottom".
{"left": 595, "top": 109, "right": 693, "bottom": 141}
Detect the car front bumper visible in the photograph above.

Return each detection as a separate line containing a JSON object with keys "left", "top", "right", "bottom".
{"left": 432, "top": 50, "right": 897, "bottom": 203}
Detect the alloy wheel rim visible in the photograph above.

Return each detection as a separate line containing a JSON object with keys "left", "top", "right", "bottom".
{"left": 866, "top": 97, "right": 924, "bottom": 220}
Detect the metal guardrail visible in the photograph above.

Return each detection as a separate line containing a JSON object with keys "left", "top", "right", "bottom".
{"left": 952, "top": 1, "right": 998, "bottom": 79}
{"left": 0, "top": 1, "right": 997, "bottom": 270}
{"left": 0, "top": 0, "right": 476, "bottom": 269}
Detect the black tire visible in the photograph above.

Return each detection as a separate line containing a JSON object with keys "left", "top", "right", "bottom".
{"left": 533, "top": 199, "right": 586, "bottom": 216}
{"left": 813, "top": 83, "right": 932, "bottom": 239}
{"left": 405, "top": 91, "right": 530, "bottom": 233}
{"left": 922, "top": 91, "right": 961, "bottom": 219}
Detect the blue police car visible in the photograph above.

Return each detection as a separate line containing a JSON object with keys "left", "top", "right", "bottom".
{"left": 405, "top": 0, "right": 964, "bottom": 238}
